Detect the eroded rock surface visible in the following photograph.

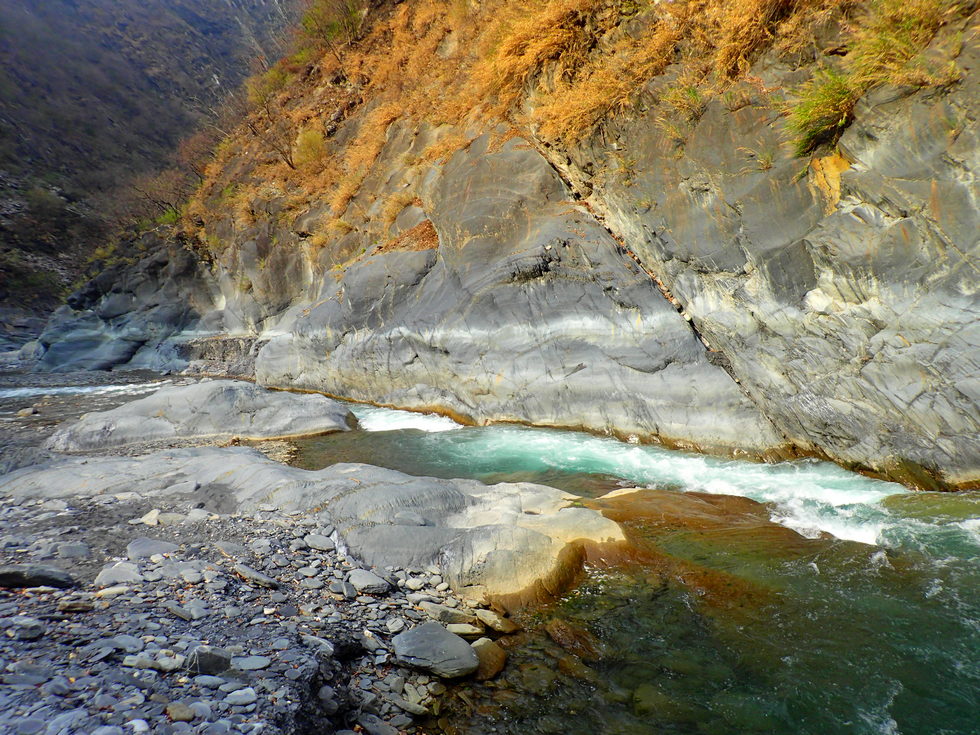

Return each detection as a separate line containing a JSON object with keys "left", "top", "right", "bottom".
{"left": 255, "top": 134, "right": 784, "bottom": 457}
{"left": 0, "top": 447, "right": 623, "bottom": 600}
{"left": 546, "top": 32, "right": 980, "bottom": 487}
{"left": 45, "top": 380, "right": 355, "bottom": 452}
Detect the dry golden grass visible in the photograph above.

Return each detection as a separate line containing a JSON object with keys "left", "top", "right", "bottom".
{"left": 374, "top": 219, "right": 439, "bottom": 254}
{"left": 380, "top": 190, "right": 421, "bottom": 232}
{"left": 187, "top": 0, "right": 967, "bottom": 255}
{"left": 533, "top": 30, "right": 679, "bottom": 143}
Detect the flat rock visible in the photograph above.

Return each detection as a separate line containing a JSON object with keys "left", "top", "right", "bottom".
{"left": 474, "top": 608, "right": 520, "bottom": 633}
{"left": 233, "top": 563, "right": 279, "bottom": 589}
{"left": 392, "top": 622, "right": 479, "bottom": 678}
{"left": 225, "top": 687, "right": 258, "bottom": 706}
{"left": 348, "top": 569, "right": 389, "bottom": 595}
{"left": 231, "top": 655, "right": 271, "bottom": 671}
{"left": 0, "top": 564, "right": 75, "bottom": 589}
{"left": 94, "top": 562, "right": 143, "bottom": 587}
{"left": 0, "top": 449, "right": 624, "bottom": 599}
{"left": 304, "top": 533, "right": 335, "bottom": 551}
{"left": 127, "top": 537, "right": 178, "bottom": 560}
{"left": 419, "top": 601, "right": 477, "bottom": 625}
{"left": 45, "top": 380, "right": 356, "bottom": 451}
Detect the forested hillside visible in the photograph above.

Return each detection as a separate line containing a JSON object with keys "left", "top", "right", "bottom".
{"left": 0, "top": 0, "right": 298, "bottom": 320}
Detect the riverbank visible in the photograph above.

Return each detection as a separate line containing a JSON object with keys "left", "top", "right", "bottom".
{"left": 1, "top": 370, "right": 978, "bottom": 734}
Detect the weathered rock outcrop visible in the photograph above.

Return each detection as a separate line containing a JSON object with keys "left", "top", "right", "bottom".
{"left": 35, "top": 234, "right": 218, "bottom": 373}
{"left": 544, "top": 28, "right": 980, "bottom": 487}
{"left": 45, "top": 380, "right": 355, "bottom": 452}
{"left": 255, "top": 134, "right": 784, "bottom": 456}
{"left": 27, "top": 9, "right": 979, "bottom": 488}
{"left": 0, "top": 447, "right": 623, "bottom": 600}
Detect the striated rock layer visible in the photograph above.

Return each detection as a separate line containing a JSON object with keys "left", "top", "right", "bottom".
{"left": 545, "top": 33, "right": 980, "bottom": 488}
{"left": 254, "top": 135, "right": 784, "bottom": 457}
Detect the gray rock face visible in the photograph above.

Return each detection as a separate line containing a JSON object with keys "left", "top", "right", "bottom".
{"left": 45, "top": 380, "right": 356, "bottom": 452}
{"left": 392, "top": 622, "right": 479, "bottom": 678}
{"left": 35, "top": 237, "right": 217, "bottom": 373}
{"left": 544, "top": 39, "right": 980, "bottom": 486}
{"left": 254, "top": 134, "right": 782, "bottom": 457}
{"left": 0, "top": 447, "right": 623, "bottom": 599}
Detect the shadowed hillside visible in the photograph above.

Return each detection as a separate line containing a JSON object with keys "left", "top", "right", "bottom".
{"left": 0, "top": 0, "right": 298, "bottom": 322}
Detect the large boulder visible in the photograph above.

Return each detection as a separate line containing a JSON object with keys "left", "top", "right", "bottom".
{"left": 45, "top": 380, "right": 356, "bottom": 452}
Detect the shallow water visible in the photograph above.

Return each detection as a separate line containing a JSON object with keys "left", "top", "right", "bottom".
{"left": 294, "top": 404, "right": 980, "bottom": 735}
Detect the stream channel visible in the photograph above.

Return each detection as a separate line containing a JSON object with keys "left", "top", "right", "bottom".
{"left": 2, "top": 377, "right": 977, "bottom": 734}
{"left": 296, "top": 403, "right": 979, "bottom": 735}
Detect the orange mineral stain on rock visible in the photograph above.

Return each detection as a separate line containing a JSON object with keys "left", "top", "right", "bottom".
{"left": 809, "top": 152, "right": 851, "bottom": 214}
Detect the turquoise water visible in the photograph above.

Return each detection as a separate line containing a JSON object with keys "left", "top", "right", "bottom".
{"left": 294, "top": 404, "right": 980, "bottom": 735}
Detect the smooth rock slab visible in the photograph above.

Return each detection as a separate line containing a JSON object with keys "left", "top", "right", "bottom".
{"left": 392, "top": 622, "right": 479, "bottom": 678}
{"left": 225, "top": 687, "right": 258, "bottom": 706}
{"left": 304, "top": 533, "right": 335, "bottom": 551}
{"left": 420, "top": 601, "right": 477, "bottom": 625}
{"left": 0, "top": 564, "right": 75, "bottom": 589}
{"left": 45, "top": 380, "right": 356, "bottom": 451}
{"left": 232, "top": 563, "right": 279, "bottom": 589}
{"left": 231, "top": 655, "right": 271, "bottom": 671}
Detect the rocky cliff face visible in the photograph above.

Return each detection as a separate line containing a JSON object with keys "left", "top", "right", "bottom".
{"left": 549, "top": 28, "right": 980, "bottom": 488}
{"left": 28, "top": 1, "right": 979, "bottom": 489}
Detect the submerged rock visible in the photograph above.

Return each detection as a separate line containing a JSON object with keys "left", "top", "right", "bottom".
{"left": 45, "top": 379, "right": 356, "bottom": 452}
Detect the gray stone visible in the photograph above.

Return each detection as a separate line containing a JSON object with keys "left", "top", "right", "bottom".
{"left": 166, "top": 702, "right": 196, "bottom": 722}
{"left": 392, "top": 622, "right": 479, "bottom": 678}
{"left": 419, "top": 601, "right": 478, "bottom": 625}
{"left": 4, "top": 616, "right": 45, "bottom": 640}
{"left": 94, "top": 561, "right": 143, "bottom": 587}
{"left": 232, "top": 563, "right": 279, "bottom": 589}
{"left": 358, "top": 714, "right": 399, "bottom": 735}
{"left": 231, "top": 655, "right": 271, "bottom": 671}
{"left": 348, "top": 569, "right": 390, "bottom": 595}
{"left": 303, "top": 533, "right": 334, "bottom": 551}
{"left": 225, "top": 687, "right": 257, "bottom": 706}
{"left": 127, "top": 537, "right": 178, "bottom": 560}
{"left": 0, "top": 564, "right": 75, "bottom": 589}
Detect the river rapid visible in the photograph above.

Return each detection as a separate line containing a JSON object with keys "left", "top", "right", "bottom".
{"left": 2, "top": 375, "right": 977, "bottom": 734}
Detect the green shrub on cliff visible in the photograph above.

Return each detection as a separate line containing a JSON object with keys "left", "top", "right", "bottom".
{"left": 790, "top": 0, "right": 964, "bottom": 155}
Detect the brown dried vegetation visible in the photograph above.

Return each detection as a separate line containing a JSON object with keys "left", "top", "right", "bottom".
{"left": 187, "top": 0, "right": 966, "bottom": 257}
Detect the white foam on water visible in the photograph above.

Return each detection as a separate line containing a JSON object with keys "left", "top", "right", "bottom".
{"left": 0, "top": 381, "right": 171, "bottom": 399}
{"left": 349, "top": 404, "right": 463, "bottom": 433}
{"left": 426, "top": 425, "right": 909, "bottom": 545}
